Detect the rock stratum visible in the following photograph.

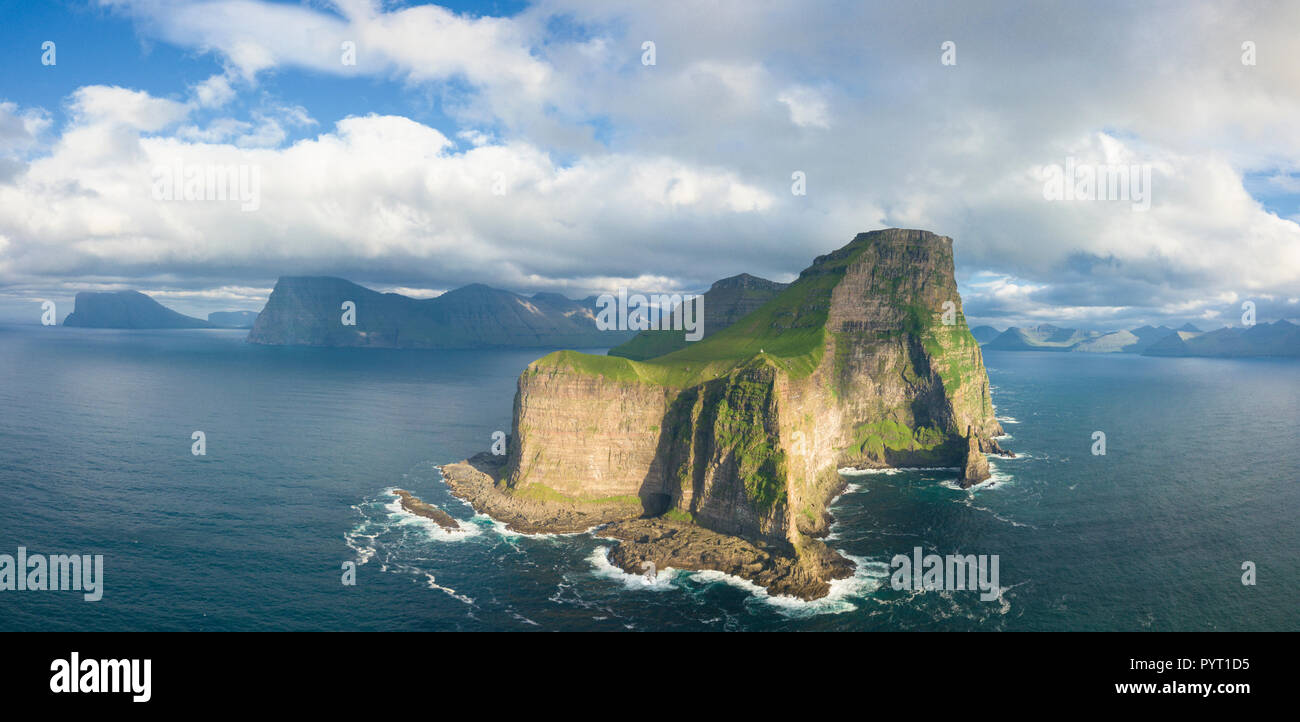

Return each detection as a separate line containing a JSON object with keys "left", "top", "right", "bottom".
{"left": 445, "top": 229, "right": 1009, "bottom": 600}
{"left": 248, "top": 276, "right": 635, "bottom": 349}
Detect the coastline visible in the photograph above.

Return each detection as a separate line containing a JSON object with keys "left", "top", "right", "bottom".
{"left": 439, "top": 453, "right": 855, "bottom": 600}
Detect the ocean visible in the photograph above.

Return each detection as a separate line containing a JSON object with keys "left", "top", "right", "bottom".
{"left": 1, "top": 324, "right": 1295, "bottom": 631}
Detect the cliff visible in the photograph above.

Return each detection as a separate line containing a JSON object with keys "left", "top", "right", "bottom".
{"left": 445, "top": 229, "right": 1008, "bottom": 599}
{"left": 607, "top": 273, "right": 789, "bottom": 360}
{"left": 247, "top": 277, "right": 635, "bottom": 349}
{"left": 63, "top": 291, "right": 213, "bottom": 329}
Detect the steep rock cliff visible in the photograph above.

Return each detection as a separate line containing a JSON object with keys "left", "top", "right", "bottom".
{"left": 450, "top": 229, "right": 1007, "bottom": 598}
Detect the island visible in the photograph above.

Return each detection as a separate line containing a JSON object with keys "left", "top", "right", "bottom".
{"left": 208, "top": 310, "right": 259, "bottom": 328}
{"left": 442, "top": 228, "right": 1011, "bottom": 600}
{"left": 247, "top": 276, "right": 635, "bottom": 349}
{"left": 63, "top": 290, "right": 212, "bottom": 329}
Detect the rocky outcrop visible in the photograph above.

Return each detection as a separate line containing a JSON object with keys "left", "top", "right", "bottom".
{"left": 390, "top": 489, "right": 460, "bottom": 531}
{"left": 601, "top": 518, "right": 854, "bottom": 599}
{"left": 63, "top": 291, "right": 212, "bottom": 329}
{"left": 961, "top": 426, "right": 991, "bottom": 486}
{"left": 248, "top": 276, "right": 635, "bottom": 349}
{"left": 447, "top": 229, "right": 1009, "bottom": 599}
{"left": 440, "top": 454, "right": 642, "bottom": 534}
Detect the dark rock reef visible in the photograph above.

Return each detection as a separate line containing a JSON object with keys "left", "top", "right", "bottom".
{"left": 390, "top": 489, "right": 460, "bottom": 531}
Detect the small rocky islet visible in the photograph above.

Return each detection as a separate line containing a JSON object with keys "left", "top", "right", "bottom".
{"left": 390, "top": 488, "right": 460, "bottom": 531}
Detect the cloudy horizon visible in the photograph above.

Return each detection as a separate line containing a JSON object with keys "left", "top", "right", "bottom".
{"left": 1, "top": 0, "right": 1298, "bottom": 330}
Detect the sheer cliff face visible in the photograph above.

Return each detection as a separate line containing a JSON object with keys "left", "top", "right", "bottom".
{"left": 505, "top": 229, "right": 1002, "bottom": 552}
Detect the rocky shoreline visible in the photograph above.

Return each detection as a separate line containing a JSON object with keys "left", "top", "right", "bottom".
{"left": 439, "top": 454, "right": 642, "bottom": 534}
{"left": 600, "top": 518, "right": 854, "bottom": 600}
{"left": 439, "top": 452, "right": 855, "bottom": 600}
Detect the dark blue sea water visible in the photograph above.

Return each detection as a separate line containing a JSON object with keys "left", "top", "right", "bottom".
{"left": 1, "top": 324, "right": 1296, "bottom": 631}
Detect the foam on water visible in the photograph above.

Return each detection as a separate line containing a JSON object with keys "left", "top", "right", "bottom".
{"left": 587, "top": 547, "right": 679, "bottom": 591}
{"left": 383, "top": 495, "right": 484, "bottom": 542}
{"left": 839, "top": 466, "right": 959, "bottom": 476}
{"left": 686, "top": 553, "right": 891, "bottom": 618}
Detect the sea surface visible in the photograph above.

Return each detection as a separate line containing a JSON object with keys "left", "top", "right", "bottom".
{"left": 0, "top": 324, "right": 1295, "bottom": 631}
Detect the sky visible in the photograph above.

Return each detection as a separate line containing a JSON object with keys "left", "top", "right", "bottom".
{"left": 0, "top": 0, "right": 1297, "bottom": 329}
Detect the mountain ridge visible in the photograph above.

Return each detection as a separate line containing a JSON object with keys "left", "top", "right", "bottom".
{"left": 247, "top": 276, "right": 634, "bottom": 349}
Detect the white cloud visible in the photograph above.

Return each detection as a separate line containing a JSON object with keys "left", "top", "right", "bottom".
{"left": 191, "top": 73, "right": 236, "bottom": 109}
{"left": 0, "top": 0, "right": 1295, "bottom": 327}
{"left": 777, "top": 86, "right": 830, "bottom": 129}
{"left": 68, "top": 86, "right": 190, "bottom": 131}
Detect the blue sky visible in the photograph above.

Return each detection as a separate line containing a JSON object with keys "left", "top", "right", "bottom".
{"left": 0, "top": 0, "right": 1297, "bottom": 329}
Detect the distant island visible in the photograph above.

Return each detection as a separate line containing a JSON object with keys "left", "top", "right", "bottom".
{"left": 978, "top": 321, "right": 1299, "bottom": 357}
{"left": 443, "top": 229, "right": 1011, "bottom": 600}
{"left": 247, "top": 276, "right": 635, "bottom": 349}
{"left": 63, "top": 291, "right": 212, "bottom": 329}
{"left": 208, "top": 310, "right": 259, "bottom": 328}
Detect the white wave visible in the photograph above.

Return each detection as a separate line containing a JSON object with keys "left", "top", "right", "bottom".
{"left": 687, "top": 553, "right": 890, "bottom": 618}
{"left": 343, "top": 502, "right": 384, "bottom": 565}
{"left": 384, "top": 496, "right": 483, "bottom": 542}
{"left": 421, "top": 573, "right": 476, "bottom": 606}
{"left": 996, "top": 415, "right": 1019, "bottom": 424}
{"left": 838, "top": 466, "right": 958, "bottom": 476}
{"left": 479, "top": 514, "right": 603, "bottom": 540}
{"left": 587, "top": 547, "right": 679, "bottom": 591}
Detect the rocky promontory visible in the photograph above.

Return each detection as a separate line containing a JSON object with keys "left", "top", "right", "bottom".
{"left": 444, "top": 229, "right": 1010, "bottom": 600}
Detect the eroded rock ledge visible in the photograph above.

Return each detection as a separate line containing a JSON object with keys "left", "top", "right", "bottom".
{"left": 440, "top": 454, "right": 642, "bottom": 534}
{"left": 391, "top": 488, "right": 460, "bottom": 531}
{"left": 600, "top": 518, "right": 854, "bottom": 600}
{"left": 441, "top": 453, "right": 853, "bottom": 600}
